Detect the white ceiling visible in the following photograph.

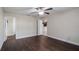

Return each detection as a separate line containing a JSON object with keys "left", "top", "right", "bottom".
{"left": 3, "top": 7, "right": 74, "bottom": 17}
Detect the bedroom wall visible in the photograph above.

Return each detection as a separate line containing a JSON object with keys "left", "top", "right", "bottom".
{"left": 47, "top": 8, "right": 79, "bottom": 45}
{"left": 4, "top": 13, "right": 37, "bottom": 39}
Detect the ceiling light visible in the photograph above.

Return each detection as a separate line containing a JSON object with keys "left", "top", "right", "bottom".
{"left": 38, "top": 11, "right": 44, "bottom": 15}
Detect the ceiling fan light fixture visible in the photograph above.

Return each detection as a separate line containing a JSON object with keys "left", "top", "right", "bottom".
{"left": 38, "top": 11, "right": 44, "bottom": 15}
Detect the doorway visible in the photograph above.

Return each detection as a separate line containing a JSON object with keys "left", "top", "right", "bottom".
{"left": 37, "top": 19, "right": 47, "bottom": 35}
{"left": 4, "top": 16, "right": 16, "bottom": 40}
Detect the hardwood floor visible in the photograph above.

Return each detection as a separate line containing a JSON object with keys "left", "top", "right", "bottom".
{"left": 1, "top": 35, "right": 79, "bottom": 51}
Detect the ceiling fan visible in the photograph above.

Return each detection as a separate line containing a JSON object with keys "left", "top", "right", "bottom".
{"left": 31, "top": 7, "right": 53, "bottom": 15}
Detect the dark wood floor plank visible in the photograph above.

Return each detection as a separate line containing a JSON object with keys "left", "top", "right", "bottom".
{"left": 1, "top": 35, "right": 79, "bottom": 51}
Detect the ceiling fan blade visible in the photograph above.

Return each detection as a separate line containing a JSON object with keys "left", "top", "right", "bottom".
{"left": 45, "top": 8, "right": 53, "bottom": 11}
{"left": 45, "top": 12, "right": 50, "bottom": 15}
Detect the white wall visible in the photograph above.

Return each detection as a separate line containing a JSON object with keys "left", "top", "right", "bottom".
{"left": 16, "top": 15, "right": 37, "bottom": 39}
{"left": 5, "top": 13, "right": 37, "bottom": 39}
{"left": 47, "top": 8, "right": 79, "bottom": 45}
{"left": 0, "top": 8, "right": 5, "bottom": 49}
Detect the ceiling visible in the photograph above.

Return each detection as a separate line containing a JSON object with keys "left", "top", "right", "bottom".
{"left": 3, "top": 7, "right": 73, "bottom": 17}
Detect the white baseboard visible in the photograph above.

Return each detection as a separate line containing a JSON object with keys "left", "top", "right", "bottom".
{"left": 47, "top": 35, "right": 79, "bottom": 46}
{"left": 16, "top": 35, "right": 37, "bottom": 39}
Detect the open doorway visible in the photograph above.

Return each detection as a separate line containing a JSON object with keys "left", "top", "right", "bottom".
{"left": 37, "top": 19, "right": 47, "bottom": 36}
{"left": 4, "top": 16, "right": 16, "bottom": 40}
{"left": 42, "top": 19, "right": 47, "bottom": 35}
